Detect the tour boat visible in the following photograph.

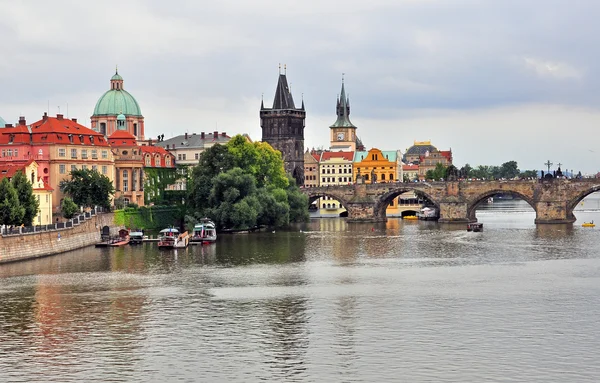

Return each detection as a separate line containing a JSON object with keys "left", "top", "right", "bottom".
{"left": 129, "top": 230, "right": 144, "bottom": 245}
{"left": 191, "top": 218, "right": 217, "bottom": 244}
{"left": 467, "top": 223, "right": 484, "bottom": 232}
{"left": 582, "top": 222, "right": 595, "bottom": 228}
{"left": 157, "top": 228, "right": 189, "bottom": 249}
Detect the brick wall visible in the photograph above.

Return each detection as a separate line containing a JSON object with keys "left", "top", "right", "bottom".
{"left": 0, "top": 213, "right": 121, "bottom": 264}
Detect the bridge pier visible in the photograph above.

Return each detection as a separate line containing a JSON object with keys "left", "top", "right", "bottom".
{"left": 437, "top": 201, "right": 471, "bottom": 224}
{"left": 534, "top": 201, "right": 576, "bottom": 224}
{"left": 345, "top": 202, "right": 387, "bottom": 223}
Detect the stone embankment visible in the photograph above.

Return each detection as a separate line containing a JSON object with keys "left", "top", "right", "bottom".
{"left": 0, "top": 213, "right": 121, "bottom": 264}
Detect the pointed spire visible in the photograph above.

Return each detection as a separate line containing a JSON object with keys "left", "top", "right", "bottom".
{"left": 272, "top": 73, "right": 296, "bottom": 109}
{"left": 330, "top": 75, "right": 356, "bottom": 129}
{"left": 301, "top": 93, "right": 305, "bottom": 110}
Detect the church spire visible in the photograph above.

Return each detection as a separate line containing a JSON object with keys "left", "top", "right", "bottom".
{"left": 330, "top": 76, "right": 355, "bottom": 129}
{"left": 272, "top": 73, "right": 296, "bottom": 109}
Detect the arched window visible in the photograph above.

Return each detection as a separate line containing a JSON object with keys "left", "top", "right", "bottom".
{"left": 381, "top": 174, "right": 386, "bottom": 180}
{"left": 145, "top": 155, "right": 151, "bottom": 166}
{"left": 155, "top": 155, "right": 160, "bottom": 167}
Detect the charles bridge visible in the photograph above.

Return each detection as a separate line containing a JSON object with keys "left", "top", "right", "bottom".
{"left": 301, "top": 178, "right": 600, "bottom": 223}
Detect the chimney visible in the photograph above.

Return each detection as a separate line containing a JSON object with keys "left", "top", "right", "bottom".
{"left": 201, "top": 132, "right": 205, "bottom": 139}
{"left": 185, "top": 132, "right": 188, "bottom": 140}
{"left": 71, "top": 118, "right": 77, "bottom": 123}
{"left": 18, "top": 116, "right": 26, "bottom": 126}
{"left": 57, "top": 114, "right": 64, "bottom": 120}
{"left": 213, "top": 131, "right": 218, "bottom": 138}
{"left": 42, "top": 112, "right": 48, "bottom": 121}
{"left": 148, "top": 139, "right": 152, "bottom": 146}
{"left": 5, "top": 124, "right": 13, "bottom": 128}
{"left": 221, "top": 132, "right": 227, "bottom": 137}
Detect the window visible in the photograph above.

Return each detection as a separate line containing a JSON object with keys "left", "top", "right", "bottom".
{"left": 59, "top": 164, "right": 66, "bottom": 174}
{"left": 102, "top": 150, "right": 108, "bottom": 159}
{"left": 166, "top": 156, "right": 171, "bottom": 166}
{"left": 71, "top": 149, "right": 77, "bottom": 159}
{"left": 389, "top": 174, "right": 394, "bottom": 181}
{"left": 123, "top": 170, "right": 129, "bottom": 192}
{"left": 155, "top": 156, "right": 160, "bottom": 167}
{"left": 195, "top": 153, "right": 199, "bottom": 160}
{"left": 14, "top": 149, "right": 18, "bottom": 158}
{"left": 91, "top": 149, "right": 97, "bottom": 159}
{"left": 81, "top": 149, "right": 88, "bottom": 159}
{"left": 82, "top": 165, "right": 87, "bottom": 170}
{"left": 102, "top": 166, "right": 107, "bottom": 175}
{"left": 7, "top": 149, "right": 12, "bottom": 157}
{"left": 46, "top": 195, "right": 48, "bottom": 203}
{"left": 71, "top": 165, "right": 77, "bottom": 171}
{"left": 92, "top": 165, "right": 98, "bottom": 171}
{"left": 145, "top": 155, "right": 151, "bottom": 166}
{"left": 58, "top": 148, "right": 66, "bottom": 157}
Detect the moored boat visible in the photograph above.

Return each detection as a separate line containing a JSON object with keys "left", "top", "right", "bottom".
{"left": 467, "top": 223, "right": 483, "bottom": 232}
{"left": 109, "top": 228, "right": 130, "bottom": 246}
{"left": 403, "top": 215, "right": 418, "bottom": 220}
{"left": 157, "top": 228, "right": 189, "bottom": 249}
{"left": 191, "top": 218, "right": 217, "bottom": 244}
{"left": 129, "top": 230, "right": 144, "bottom": 245}
{"left": 582, "top": 221, "right": 595, "bottom": 228}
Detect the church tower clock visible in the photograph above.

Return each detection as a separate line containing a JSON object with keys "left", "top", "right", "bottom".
{"left": 329, "top": 78, "right": 357, "bottom": 151}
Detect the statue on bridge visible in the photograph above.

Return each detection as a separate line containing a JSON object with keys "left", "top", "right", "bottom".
{"left": 371, "top": 169, "right": 377, "bottom": 184}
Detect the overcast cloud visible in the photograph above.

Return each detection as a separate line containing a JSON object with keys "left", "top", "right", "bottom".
{"left": 1, "top": 0, "right": 599, "bottom": 173}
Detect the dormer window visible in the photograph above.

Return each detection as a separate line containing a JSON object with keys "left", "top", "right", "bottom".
{"left": 8, "top": 134, "right": 14, "bottom": 144}
{"left": 68, "top": 134, "right": 73, "bottom": 143}
{"left": 90, "top": 136, "right": 94, "bottom": 144}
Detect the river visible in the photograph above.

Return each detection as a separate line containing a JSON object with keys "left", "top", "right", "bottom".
{"left": 1, "top": 196, "right": 600, "bottom": 382}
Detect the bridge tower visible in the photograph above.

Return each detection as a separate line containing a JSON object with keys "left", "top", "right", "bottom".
{"left": 260, "top": 66, "right": 306, "bottom": 185}
{"left": 329, "top": 76, "right": 358, "bottom": 152}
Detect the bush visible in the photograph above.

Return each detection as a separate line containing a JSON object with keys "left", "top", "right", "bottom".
{"left": 61, "top": 197, "right": 79, "bottom": 219}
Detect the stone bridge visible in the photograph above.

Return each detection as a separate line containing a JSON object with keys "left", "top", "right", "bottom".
{"left": 302, "top": 179, "right": 600, "bottom": 224}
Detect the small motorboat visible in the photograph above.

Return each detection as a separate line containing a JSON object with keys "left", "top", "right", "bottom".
{"left": 129, "top": 230, "right": 144, "bottom": 245}
{"left": 582, "top": 221, "right": 595, "bottom": 228}
{"left": 467, "top": 223, "right": 483, "bottom": 232}
{"left": 403, "top": 215, "right": 418, "bottom": 220}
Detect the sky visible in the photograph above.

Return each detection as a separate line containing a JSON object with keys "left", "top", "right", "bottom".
{"left": 1, "top": 0, "right": 599, "bottom": 173}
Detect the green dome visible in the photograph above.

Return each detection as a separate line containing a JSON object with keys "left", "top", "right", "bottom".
{"left": 111, "top": 73, "right": 123, "bottom": 81}
{"left": 93, "top": 88, "right": 142, "bottom": 116}
{"left": 117, "top": 113, "right": 126, "bottom": 120}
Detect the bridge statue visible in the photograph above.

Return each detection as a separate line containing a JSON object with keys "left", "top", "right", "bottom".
{"left": 301, "top": 178, "right": 600, "bottom": 224}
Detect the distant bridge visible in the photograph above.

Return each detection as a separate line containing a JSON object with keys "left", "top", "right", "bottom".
{"left": 301, "top": 179, "right": 600, "bottom": 223}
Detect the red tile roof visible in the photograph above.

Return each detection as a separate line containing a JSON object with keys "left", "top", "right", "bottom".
{"left": 320, "top": 151, "right": 354, "bottom": 161}
{"left": 27, "top": 114, "right": 109, "bottom": 146}
{"left": 108, "top": 130, "right": 137, "bottom": 146}
{"left": 0, "top": 164, "right": 25, "bottom": 178}
{"left": 403, "top": 164, "right": 419, "bottom": 170}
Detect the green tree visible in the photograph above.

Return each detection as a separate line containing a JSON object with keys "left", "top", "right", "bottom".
{"left": 499, "top": 161, "right": 520, "bottom": 179}
{"left": 11, "top": 171, "right": 39, "bottom": 226}
{"left": 425, "top": 163, "right": 447, "bottom": 180}
{"left": 520, "top": 170, "right": 538, "bottom": 178}
{"left": 59, "top": 169, "right": 115, "bottom": 209}
{"left": 286, "top": 177, "right": 309, "bottom": 223}
{"left": 0, "top": 177, "right": 25, "bottom": 225}
{"left": 61, "top": 197, "right": 79, "bottom": 219}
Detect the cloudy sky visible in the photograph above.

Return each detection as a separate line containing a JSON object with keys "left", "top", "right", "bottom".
{"left": 1, "top": 0, "right": 599, "bottom": 173}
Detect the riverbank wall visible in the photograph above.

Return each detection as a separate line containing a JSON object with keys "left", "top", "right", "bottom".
{"left": 0, "top": 213, "right": 120, "bottom": 264}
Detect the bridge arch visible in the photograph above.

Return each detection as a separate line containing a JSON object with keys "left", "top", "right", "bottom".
{"left": 466, "top": 189, "right": 535, "bottom": 221}
{"left": 305, "top": 190, "right": 351, "bottom": 212}
{"left": 567, "top": 184, "right": 600, "bottom": 213}
{"left": 374, "top": 187, "right": 441, "bottom": 219}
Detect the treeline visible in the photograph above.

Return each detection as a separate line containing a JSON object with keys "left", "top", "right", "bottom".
{"left": 0, "top": 171, "right": 39, "bottom": 226}
{"left": 186, "top": 135, "right": 309, "bottom": 230}
{"left": 422, "top": 161, "right": 538, "bottom": 181}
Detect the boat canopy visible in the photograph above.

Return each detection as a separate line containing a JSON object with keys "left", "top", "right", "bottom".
{"left": 160, "top": 228, "right": 180, "bottom": 234}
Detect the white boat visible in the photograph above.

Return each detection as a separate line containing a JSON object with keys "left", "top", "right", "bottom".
{"left": 191, "top": 218, "right": 217, "bottom": 244}
{"left": 157, "top": 228, "right": 189, "bottom": 249}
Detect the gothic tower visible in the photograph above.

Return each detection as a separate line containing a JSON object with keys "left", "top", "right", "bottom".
{"left": 260, "top": 69, "right": 306, "bottom": 185}
{"left": 329, "top": 78, "right": 358, "bottom": 152}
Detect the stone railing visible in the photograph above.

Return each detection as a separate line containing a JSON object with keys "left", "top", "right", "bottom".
{"left": 1, "top": 207, "right": 106, "bottom": 236}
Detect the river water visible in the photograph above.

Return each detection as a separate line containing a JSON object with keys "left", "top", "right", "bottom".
{"left": 2, "top": 196, "right": 600, "bottom": 382}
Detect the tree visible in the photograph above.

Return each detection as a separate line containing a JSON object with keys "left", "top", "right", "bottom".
{"left": 11, "top": 171, "right": 39, "bottom": 226}
{"left": 0, "top": 178, "right": 25, "bottom": 225}
{"left": 520, "top": 170, "right": 538, "bottom": 179}
{"left": 425, "top": 163, "right": 447, "bottom": 180}
{"left": 59, "top": 169, "right": 115, "bottom": 209}
{"left": 61, "top": 197, "right": 79, "bottom": 219}
{"left": 499, "top": 161, "right": 520, "bottom": 179}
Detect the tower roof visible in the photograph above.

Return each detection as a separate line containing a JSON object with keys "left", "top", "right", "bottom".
{"left": 272, "top": 74, "right": 296, "bottom": 109}
{"left": 93, "top": 70, "right": 142, "bottom": 117}
{"left": 330, "top": 79, "right": 357, "bottom": 129}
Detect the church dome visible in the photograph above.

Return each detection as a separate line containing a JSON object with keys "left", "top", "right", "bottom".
{"left": 92, "top": 70, "right": 142, "bottom": 117}
{"left": 405, "top": 141, "right": 438, "bottom": 156}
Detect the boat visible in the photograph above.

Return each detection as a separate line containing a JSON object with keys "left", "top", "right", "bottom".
{"left": 467, "top": 223, "right": 483, "bottom": 232}
{"left": 191, "top": 218, "right": 217, "bottom": 244}
{"left": 109, "top": 229, "right": 130, "bottom": 246}
{"left": 403, "top": 215, "right": 418, "bottom": 220}
{"left": 582, "top": 221, "right": 595, "bottom": 228}
{"left": 129, "top": 230, "right": 144, "bottom": 245}
{"left": 157, "top": 228, "right": 189, "bottom": 249}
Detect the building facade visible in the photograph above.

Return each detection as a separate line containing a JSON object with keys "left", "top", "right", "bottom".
{"left": 260, "top": 71, "right": 305, "bottom": 185}
{"left": 91, "top": 69, "right": 145, "bottom": 140}
{"left": 303, "top": 149, "right": 320, "bottom": 188}
{"left": 318, "top": 151, "right": 354, "bottom": 217}
{"left": 156, "top": 131, "right": 231, "bottom": 190}
{"left": 0, "top": 113, "right": 115, "bottom": 214}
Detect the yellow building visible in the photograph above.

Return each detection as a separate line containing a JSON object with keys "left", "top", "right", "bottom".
{"left": 353, "top": 148, "right": 404, "bottom": 216}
